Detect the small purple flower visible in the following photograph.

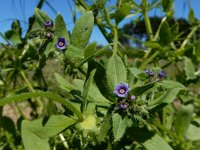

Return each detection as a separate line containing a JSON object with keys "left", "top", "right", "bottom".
{"left": 145, "top": 69, "right": 154, "bottom": 77}
{"left": 158, "top": 70, "right": 166, "bottom": 78}
{"left": 120, "top": 102, "right": 128, "bottom": 110}
{"left": 56, "top": 37, "right": 67, "bottom": 50}
{"left": 114, "top": 83, "right": 129, "bottom": 98}
{"left": 144, "top": 69, "right": 149, "bottom": 74}
{"left": 46, "top": 32, "right": 52, "bottom": 39}
{"left": 130, "top": 95, "right": 136, "bottom": 100}
{"left": 44, "top": 21, "right": 53, "bottom": 28}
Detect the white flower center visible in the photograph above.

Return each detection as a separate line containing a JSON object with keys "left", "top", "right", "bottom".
{"left": 119, "top": 88, "right": 125, "bottom": 94}
{"left": 58, "top": 42, "right": 64, "bottom": 46}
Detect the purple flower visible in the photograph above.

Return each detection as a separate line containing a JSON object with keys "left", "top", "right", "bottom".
{"left": 46, "top": 32, "right": 52, "bottom": 39}
{"left": 158, "top": 70, "right": 166, "bottom": 78}
{"left": 44, "top": 21, "right": 53, "bottom": 28}
{"left": 130, "top": 95, "right": 136, "bottom": 100}
{"left": 119, "top": 101, "right": 129, "bottom": 110}
{"left": 56, "top": 37, "right": 67, "bottom": 50}
{"left": 144, "top": 69, "right": 154, "bottom": 77}
{"left": 114, "top": 83, "right": 129, "bottom": 98}
{"left": 144, "top": 69, "right": 149, "bottom": 74}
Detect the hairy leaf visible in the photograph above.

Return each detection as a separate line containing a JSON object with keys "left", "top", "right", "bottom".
{"left": 71, "top": 11, "right": 94, "bottom": 48}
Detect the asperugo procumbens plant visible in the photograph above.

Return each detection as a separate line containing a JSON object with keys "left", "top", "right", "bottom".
{"left": 0, "top": 0, "right": 200, "bottom": 149}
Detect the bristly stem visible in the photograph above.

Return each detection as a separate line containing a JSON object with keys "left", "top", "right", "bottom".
{"left": 77, "top": 0, "right": 89, "bottom": 10}
{"left": 0, "top": 91, "right": 84, "bottom": 121}
{"left": 176, "top": 25, "right": 199, "bottom": 55}
{"left": 142, "top": 0, "right": 153, "bottom": 41}
{"left": 103, "top": 7, "right": 118, "bottom": 55}
{"left": 140, "top": 51, "right": 159, "bottom": 69}
{"left": 103, "top": 8, "right": 114, "bottom": 28}
{"left": 20, "top": 71, "right": 43, "bottom": 115}
{"left": 59, "top": 133, "right": 69, "bottom": 149}
{"left": 142, "top": 0, "right": 153, "bottom": 60}
{"left": 113, "top": 27, "right": 118, "bottom": 55}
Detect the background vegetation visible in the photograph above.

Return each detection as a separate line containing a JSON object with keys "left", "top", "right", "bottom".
{"left": 0, "top": 0, "right": 200, "bottom": 149}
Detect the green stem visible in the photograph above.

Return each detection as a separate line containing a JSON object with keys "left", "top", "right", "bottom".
{"left": 142, "top": 0, "right": 153, "bottom": 41}
{"left": 20, "top": 71, "right": 34, "bottom": 92}
{"left": 5, "top": 131, "right": 17, "bottom": 150}
{"left": 95, "top": 18, "right": 112, "bottom": 43}
{"left": 140, "top": 51, "right": 159, "bottom": 69}
{"left": 144, "top": 17, "right": 167, "bottom": 59}
{"left": 162, "top": 108, "right": 166, "bottom": 138}
{"left": 77, "top": 0, "right": 89, "bottom": 10}
{"left": 59, "top": 133, "right": 69, "bottom": 149}
{"left": 20, "top": 71, "right": 43, "bottom": 114}
{"left": 103, "top": 8, "right": 114, "bottom": 28}
{"left": 176, "top": 25, "right": 198, "bottom": 55}
{"left": 0, "top": 91, "right": 84, "bottom": 121}
{"left": 113, "top": 28, "right": 118, "bottom": 55}
{"left": 15, "top": 104, "right": 27, "bottom": 119}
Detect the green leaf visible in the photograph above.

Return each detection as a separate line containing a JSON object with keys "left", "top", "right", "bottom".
{"left": 94, "top": 62, "right": 115, "bottom": 102}
{"left": 188, "top": 9, "right": 195, "bottom": 24}
{"left": 115, "top": 3, "right": 131, "bottom": 24}
{"left": 149, "top": 88, "right": 182, "bottom": 110}
{"left": 130, "top": 82, "right": 155, "bottom": 96}
{"left": 142, "top": 133, "right": 173, "bottom": 150}
{"left": 174, "top": 105, "right": 194, "bottom": 136}
{"left": 83, "top": 69, "right": 96, "bottom": 101}
{"left": 170, "top": 23, "right": 179, "bottom": 39}
{"left": 184, "top": 57, "right": 196, "bottom": 80}
{"left": 54, "top": 73, "right": 76, "bottom": 91}
{"left": 65, "top": 45, "right": 84, "bottom": 63}
{"left": 112, "top": 113, "right": 127, "bottom": 142}
{"left": 94, "top": 45, "right": 112, "bottom": 57}
{"left": 27, "top": 115, "right": 77, "bottom": 139}
{"left": 71, "top": 11, "right": 94, "bottom": 48}
{"left": 186, "top": 123, "right": 200, "bottom": 141}
{"left": 21, "top": 120, "right": 50, "bottom": 150}
{"left": 88, "top": 83, "right": 110, "bottom": 104}
{"left": 162, "top": 0, "right": 173, "bottom": 12}
{"left": 5, "top": 30, "right": 21, "bottom": 44}
{"left": 44, "top": 38, "right": 57, "bottom": 58}
{"left": 159, "top": 21, "right": 171, "bottom": 46}
{"left": 84, "top": 42, "right": 96, "bottom": 59}
{"left": 97, "top": 115, "right": 112, "bottom": 141}
{"left": 2, "top": 117, "right": 16, "bottom": 136}
{"left": 34, "top": 8, "right": 51, "bottom": 27}
{"left": 161, "top": 80, "right": 185, "bottom": 89}
{"left": 106, "top": 55, "right": 127, "bottom": 92}
{"left": 54, "top": 14, "right": 70, "bottom": 43}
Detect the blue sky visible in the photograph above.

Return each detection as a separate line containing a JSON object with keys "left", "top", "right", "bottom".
{"left": 0, "top": 0, "right": 200, "bottom": 45}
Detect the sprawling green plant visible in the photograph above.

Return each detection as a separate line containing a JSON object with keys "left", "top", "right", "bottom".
{"left": 0, "top": 0, "right": 200, "bottom": 149}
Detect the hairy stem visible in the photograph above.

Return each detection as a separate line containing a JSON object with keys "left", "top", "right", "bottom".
{"left": 0, "top": 91, "right": 84, "bottom": 121}
{"left": 140, "top": 51, "right": 159, "bottom": 69}
{"left": 176, "top": 25, "right": 199, "bottom": 55}
{"left": 20, "top": 71, "right": 43, "bottom": 115}
{"left": 77, "top": 0, "right": 89, "bottom": 10}
{"left": 113, "top": 28, "right": 118, "bottom": 55}
{"left": 142, "top": 0, "right": 153, "bottom": 41}
{"left": 59, "top": 133, "right": 69, "bottom": 149}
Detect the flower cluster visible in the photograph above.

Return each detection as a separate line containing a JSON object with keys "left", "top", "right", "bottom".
{"left": 113, "top": 83, "right": 136, "bottom": 110}
{"left": 43, "top": 21, "right": 68, "bottom": 50}
{"left": 145, "top": 69, "right": 166, "bottom": 79}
